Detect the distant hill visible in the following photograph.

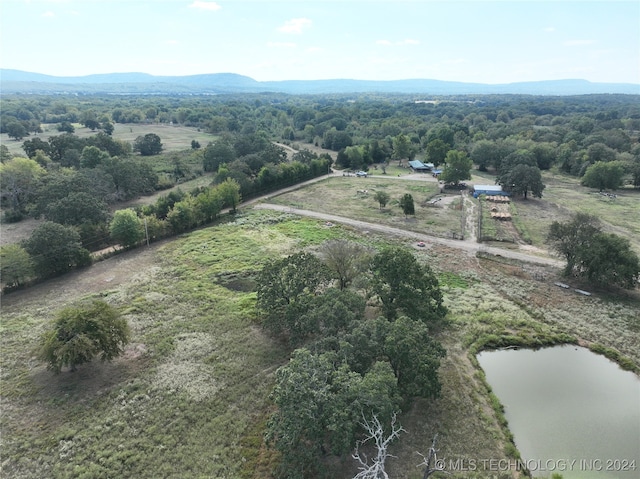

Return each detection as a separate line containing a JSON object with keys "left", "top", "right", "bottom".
{"left": 1, "top": 69, "right": 638, "bottom": 95}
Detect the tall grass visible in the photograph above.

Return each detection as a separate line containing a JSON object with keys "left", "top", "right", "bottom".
{"left": 1, "top": 208, "right": 638, "bottom": 479}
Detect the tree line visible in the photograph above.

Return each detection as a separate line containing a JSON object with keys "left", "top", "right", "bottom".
{"left": 0, "top": 129, "right": 331, "bottom": 290}
{"left": 0, "top": 177, "right": 239, "bottom": 288}
{"left": 3, "top": 93, "right": 638, "bottom": 194}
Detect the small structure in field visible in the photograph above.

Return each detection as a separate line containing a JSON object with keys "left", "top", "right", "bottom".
{"left": 473, "top": 184, "right": 508, "bottom": 198}
{"left": 408, "top": 160, "right": 434, "bottom": 173}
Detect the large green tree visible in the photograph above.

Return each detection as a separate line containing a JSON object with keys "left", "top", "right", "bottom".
{"left": 370, "top": 247, "right": 447, "bottom": 324}
{"left": 322, "top": 128, "right": 353, "bottom": 151}
{"left": 133, "top": 133, "right": 163, "bottom": 156}
{"left": 498, "top": 163, "right": 545, "bottom": 199}
{"left": 0, "top": 157, "right": 46, "bottom": 213}
{"left": 43, "top": 192, "right": 109, "bottom": 226}
{"left": 547, "top": 213, "right": 639, "bottom": 288}
{"left": 23, "top": 221, "right": 92, "bottom": 278}
{"left": 266, "top": 349, "right": 400, "bottom": 479}
{"left": 586, "top": 142, "right": 617, "bottom": 164}
{"left": 581, "top": 161, "right": 625, "bottom": 191}
{"left": 216, "top": 178, "right": 242, "bottom": 213}
{"left": 34, "top": 169, "right": 114, "bottom": 218}
{"left": 166, "top": 196, "right": 198, "bottom": 233}
{"left": 21, "top": 137, "right": 51, "bottom": 159}
{"left": 498, "top": 149, "right": 537, "bottom": 175}
{"left": 0, "top": 144, "right": 12, "bottom": 163}
{"left": 392, "top": 133, "right": 412, "bottom": 165}
{"left": 290, "top": 288, "right": 366, "bottom": 346}
{"left": 547, "top": 213, "right": 601, "bottom": 277}
{"left": 80, "top": 145, "right": 110, "bottom": 169}
{"left": 39, "top": 300, "right": 130, "bottom": 373}
{"left": 6, "top": 122, "right": 28, "bottom": 140}
{"left": 256, "top": 252, "right": 332, "bottom": 341}
{"left": 440, "top": 149, "right": 472, "bottom": 186}
{"left": 194, "top": 187, "right": 223, "bottom": 223}
{"left": 203, "top": 140, "right": 236, "bottom": 172}
{"left": 0, "top": 244, "right": 33, "bottom": 288}
{"left": 384, "top": 316, "right": 446, "bottom": 398}
{"left": 424, "top": 139, "right": 449, "bottom": 167}
{"left": 581, "top": 233, "right": 640, "bottom": 289}
{"left": 531, "top": 142, "right": 557, "bottom": 170}
{"left": 101, "top": 157, "right": 158, "bottom": 200}
{"left": 109, "top": 209, "right": 144, "bottom": 248}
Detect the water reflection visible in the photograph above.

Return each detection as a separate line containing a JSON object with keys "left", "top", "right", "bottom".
{"left": 477, "top": 345, "right": 640, "bottom": 478}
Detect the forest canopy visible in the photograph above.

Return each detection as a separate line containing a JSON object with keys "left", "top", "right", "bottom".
{"left": 1, "top": 92, "right": 639, "bottom": 287}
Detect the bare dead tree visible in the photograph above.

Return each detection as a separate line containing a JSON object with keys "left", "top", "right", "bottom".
{"left": 416, "top": 434, "right": 446, "bottom": 478}
{"left": 352, "top": 413, "right": 405, "bottom": 479}
{"left": 319, "top": 239, "right": 370, "bottom": 290}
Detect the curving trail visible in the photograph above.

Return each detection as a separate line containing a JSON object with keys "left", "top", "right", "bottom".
{"left": 254, "top": 202, "right": 564, "bottom": 268}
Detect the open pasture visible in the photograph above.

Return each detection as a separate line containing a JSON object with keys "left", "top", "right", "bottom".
{"left": 1, "top": 122, "right": 218, "bottom": 157}
{"left": 268, "top": 175, "right": 466, "bottom": 239}
{"left": 467, "top": 169, "right": 640, "bottom": 255}
{"left": 1, "top": 206, "right": 638, "bottom": 479}
{"left": 509, "top": 171, "right": 640, "bottom": 255}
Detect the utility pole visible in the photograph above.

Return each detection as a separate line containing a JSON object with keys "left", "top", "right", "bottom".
{"left": 144, "top": 217, "right": 150, "bottom": 246}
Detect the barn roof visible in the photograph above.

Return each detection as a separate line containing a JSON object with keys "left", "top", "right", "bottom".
{"left": 473, "top": 184, "right": 503, "bottom": 192}
{"left": 409, "top": 160, "right": 431, "bottom": 170}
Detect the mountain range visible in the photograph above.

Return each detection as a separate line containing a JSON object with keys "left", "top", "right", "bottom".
{"left": 1, "top": 69, "right": 639, "bottom": 96}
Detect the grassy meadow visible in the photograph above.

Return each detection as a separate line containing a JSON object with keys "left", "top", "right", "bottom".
{"left": 0, "top": 122, "right": 218, "bottom": 157}
{"left": 472, "top": 169, "right": 640, "bottom": 255}
{"left": 268, "top": 175, "right": 466, "bottom": 239}
{"left": 1, "top": 201, "right": 638, "bottom": 479}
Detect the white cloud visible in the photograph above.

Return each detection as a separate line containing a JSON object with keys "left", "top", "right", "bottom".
{"left": 306, "top": 47, "right": 324, "bottom": 53}
{"left": 165, "top": 40, "right": 179, "bottom": 46}
{"left": 278, "top": 18, "right": 312, "bottom": 34}
{"left": 376, "top": 39, "right": 420, "bottom": 46}
{"left": 544, "top": 26, "right": 556, "bottom": 33}
{"left": 189, "top": 1, "right": 221, "bottom": 12}
{"left": 564, "top": 39, "right": 595, "bottom": 47}
{"left": 267, "top": 42, "right": 296, "bottom": 48}
{"left": 41, "top": 11, "right": 55, "bottom": 17}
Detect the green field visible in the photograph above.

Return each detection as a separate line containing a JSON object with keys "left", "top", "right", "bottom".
{"left": 268, "top": 175, "right": 465, "bottom": 239}
{"left": 2, "top": 204, "right": 638, "bottom": 479}
{"left": 469, "top": 169, "right": 640, "bottom": 256}
{"left": 0, "top": 122, "right": 218, "bottom": 157}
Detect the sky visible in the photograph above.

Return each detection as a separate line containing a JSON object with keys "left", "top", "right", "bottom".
{"left": 1, "top": 0, "right": 638, "bottom": 84}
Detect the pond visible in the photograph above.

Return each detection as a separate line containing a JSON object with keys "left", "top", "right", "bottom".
{"left": 477, "top": 345, "right": 639, "bottom": 478}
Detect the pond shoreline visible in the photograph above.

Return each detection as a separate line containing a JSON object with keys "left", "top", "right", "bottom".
{"left": 477, "top": 345, "right": 640, "bottom": 479}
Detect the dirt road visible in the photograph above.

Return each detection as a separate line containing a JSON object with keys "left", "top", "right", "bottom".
{"left": 254, "top": 202, "right": 564, "bottom": 268}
